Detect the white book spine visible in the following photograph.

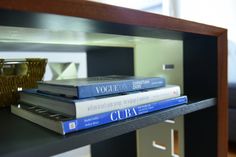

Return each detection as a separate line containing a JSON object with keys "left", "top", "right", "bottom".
{"left": 76, "top": 85, "right": 180, "bottom": 118}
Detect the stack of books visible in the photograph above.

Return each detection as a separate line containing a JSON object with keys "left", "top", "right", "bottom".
{"left": 11, "top": 75, "right": 188, "bottom": 135}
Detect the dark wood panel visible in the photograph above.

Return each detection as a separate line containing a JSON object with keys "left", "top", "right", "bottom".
{"left": 0, "top": 0, "right": 225, "bottom": 36}
{"left": 183, "top": 34, "right": 217, "bottom": 99}
{"left": 183, "top": 34, "right": 218, "bottom": 157}
{"left": 0, "top": 42, "right": 108, "bottom": 52}
{"left": 183, "top": 32, "right": 228, "bottom": 157}
{"left": 0, "top": 9, "right": 183, "bottom": 40}
{"left": 91, "top": 132, "right": 137, "bottom": 157}
{"left": 184, "top": 106, "right": 217, "bottom": 157}
{"left": 87, "top": 47, "right": 134, "bottom": 77}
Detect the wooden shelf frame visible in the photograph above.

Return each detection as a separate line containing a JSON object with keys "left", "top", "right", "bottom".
{"left": 0, "top": 1, "right": 228, "bottom": 157}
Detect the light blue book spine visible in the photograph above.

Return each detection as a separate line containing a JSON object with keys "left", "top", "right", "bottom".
{"left": 78, "top": 77, "right": 165, "bottom": 98}
{"left": 62, "top": 96, "right": 187, "bottom": 134}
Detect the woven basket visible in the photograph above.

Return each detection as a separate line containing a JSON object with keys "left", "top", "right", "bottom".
{"left": 0, "top": 58, "right": 47, "bottom": 108}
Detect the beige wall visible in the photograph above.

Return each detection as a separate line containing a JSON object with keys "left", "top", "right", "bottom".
{"left": 134, "top": 38, "right": 183, "bottom": 91}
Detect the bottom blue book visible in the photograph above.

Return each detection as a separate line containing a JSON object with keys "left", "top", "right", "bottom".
{"left": 11, "top": 96, "right": 188, "bottom": 135}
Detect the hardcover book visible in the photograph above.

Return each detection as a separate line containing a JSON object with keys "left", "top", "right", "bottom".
{"left": 20, "top": 85, "right": 181, "bottom": 118}
{"left": 37, "top": 75, "right": 165, "bottom": 98}
{"left": 11, "top": 96, "right": 188, "bottom": 135}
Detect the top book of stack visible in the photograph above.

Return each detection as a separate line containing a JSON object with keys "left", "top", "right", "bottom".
{"left": 37, "top": 75, "right": 165, "bottom": 99}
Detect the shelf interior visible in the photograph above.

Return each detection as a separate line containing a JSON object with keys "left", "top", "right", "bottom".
{"left": 0, "top": 5, "right": 221, "bottom": 157}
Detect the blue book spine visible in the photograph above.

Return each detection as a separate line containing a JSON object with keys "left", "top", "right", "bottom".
{"left": 62, "top": 96, "right": 187, "bottom": 134}
{"left": 78, "top": 77, "right": 165, "bottom": 98}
